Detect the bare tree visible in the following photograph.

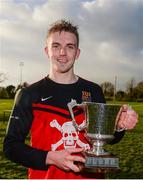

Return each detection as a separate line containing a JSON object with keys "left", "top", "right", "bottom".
{"left": 0, "top": 73, "right": 7, "bottom": 83}
{"left": 136, "top": 81, "right": 143, "bottom": 92}
{"left": 126, "top": 78, "right": 136, "bottom": 94}
{"left": 126, "top": 78, "right": 136, "bottom": 100}
{"left": 133, "top": 81, "right": 143, "bottom": 100}
{"left": 100, "top": 81, "right": 114, "bottom": 97}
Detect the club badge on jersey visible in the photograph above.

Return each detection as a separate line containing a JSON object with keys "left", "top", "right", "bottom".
{"left": 82, "top": 91, "right": 92, "bottom": 102}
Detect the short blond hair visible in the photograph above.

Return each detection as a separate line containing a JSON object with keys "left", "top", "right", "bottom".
{"left": 47, "top": 19, "right": 79, "bottom": 47}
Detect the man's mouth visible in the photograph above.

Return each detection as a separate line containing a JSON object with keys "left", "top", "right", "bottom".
{"left": 57, "top": 58, "right": 68, "bottom": 63}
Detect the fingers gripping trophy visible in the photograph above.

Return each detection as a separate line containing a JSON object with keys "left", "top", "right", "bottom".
{"left": 68, "top": 99, "right": 124, "bottom": 173}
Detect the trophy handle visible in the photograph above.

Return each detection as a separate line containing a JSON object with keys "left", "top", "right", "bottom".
{"left": 67, "top": 99, "right": 87, "bottom": 131}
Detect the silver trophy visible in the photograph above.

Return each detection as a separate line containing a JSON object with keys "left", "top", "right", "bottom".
{"left": 68, "top": 99, "right": 122, "bottom": 172}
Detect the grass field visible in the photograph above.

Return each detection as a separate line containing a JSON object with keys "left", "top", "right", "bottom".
{"left": 0, "top": 99, "right": 143, "bottom": 179}
{"left": 0, "top": 99, "right": 27, "bottom": 178}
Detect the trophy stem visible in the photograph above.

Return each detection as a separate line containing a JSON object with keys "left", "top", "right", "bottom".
{"left": 88, "top": 140, "right": 110, "bottom": 156}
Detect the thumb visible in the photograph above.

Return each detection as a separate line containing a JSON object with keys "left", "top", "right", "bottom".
{"left": 122, "top": 104, "right": 128, "bottom": 111}
{"left": 116, "top": 104, "right": 128, "bottom": 123}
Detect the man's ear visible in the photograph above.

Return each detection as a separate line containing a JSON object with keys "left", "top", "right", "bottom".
{"left": 75, "top": 48, "right": 80, "bottom": 60}
{"left": 45, "top": 47, "right": 49, "bottom": 58}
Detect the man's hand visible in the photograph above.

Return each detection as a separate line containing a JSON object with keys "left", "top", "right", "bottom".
{"left": 116, "top": 105, "right": 138, "bottom": 131}
{"left": 46, "top": 148, "right": 85, "bottom": 172}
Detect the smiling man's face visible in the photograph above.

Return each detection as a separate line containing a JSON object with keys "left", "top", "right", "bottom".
{"left": 45, "top": 31, "right": 80, "bottom": 74}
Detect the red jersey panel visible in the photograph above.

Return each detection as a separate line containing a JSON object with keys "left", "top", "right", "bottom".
{"left": 29, "top": 103, "right": 92, "bottom": 179}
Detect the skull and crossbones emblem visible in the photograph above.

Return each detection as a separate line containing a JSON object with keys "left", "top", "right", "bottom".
{"left": 50, "top": 119, "right": 90, "bottom": 151}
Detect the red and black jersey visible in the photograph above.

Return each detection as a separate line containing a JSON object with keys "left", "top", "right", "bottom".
{"left": 3, "top": 76, "right": 124, "bottom": 179}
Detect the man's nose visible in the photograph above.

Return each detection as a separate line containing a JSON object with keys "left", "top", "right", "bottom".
{"left": 60, "top": 47, "right": 66, "bottom": 55}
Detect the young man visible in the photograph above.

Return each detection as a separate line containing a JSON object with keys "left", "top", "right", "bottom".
{"left": 3, "top": 20, "right": 138, "bottom": 179}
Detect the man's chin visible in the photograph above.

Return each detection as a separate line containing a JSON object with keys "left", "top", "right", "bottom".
{"left": 56, "top": 68, "right": 72, "bottom": 74}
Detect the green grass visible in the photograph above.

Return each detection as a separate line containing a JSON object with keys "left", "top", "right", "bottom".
{"left": 106, "top": 101, "right": 143, "bottom": 179}
{"left": 0, "top": 99, "right": 143, "bottom": 179}
{"left": 0, "top": 99, "right": 27, "bottom": 178}
{"left": 0, "top": 99, "right": 13, "bottom": 120}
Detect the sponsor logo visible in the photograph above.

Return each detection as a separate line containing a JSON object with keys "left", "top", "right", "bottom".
{"left": 41, "top": 96, "right": 53, "bottom": 102}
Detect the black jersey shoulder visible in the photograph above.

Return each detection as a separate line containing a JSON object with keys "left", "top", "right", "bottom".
{"left": 19, "top": 77, "right": 48, "bottom": 103}
{"left": 78, "top": 77, "right": 102, "bottom": 89}
{"left": 26, "top": 77, "right": 48, "bottom": 93}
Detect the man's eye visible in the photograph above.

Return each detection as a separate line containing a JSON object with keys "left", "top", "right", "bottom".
{"left": 53, "top": 45, "right": 59, "bottom": 48}
{"left": 67, "top": 45, "right": 75, "bottom": 49}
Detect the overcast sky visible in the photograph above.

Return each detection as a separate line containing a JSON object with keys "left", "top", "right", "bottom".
{"left": 0, "top": 0, "right": 143, "bottom": 90}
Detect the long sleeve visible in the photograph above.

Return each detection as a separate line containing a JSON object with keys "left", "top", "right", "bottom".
{"left": 3, "top": 88, "right": 48, "bottom": 170}
{"left": 110, "top": 130, "right": 125, "bottom": 144}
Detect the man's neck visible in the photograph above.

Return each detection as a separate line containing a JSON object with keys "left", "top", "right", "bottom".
{"left": 48, "top": 72, "right": 78, "bottom": 84}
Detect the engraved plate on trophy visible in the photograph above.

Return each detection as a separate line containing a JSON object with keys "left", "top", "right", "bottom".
{"left": 68, "top": 100, "right": 121, "bottom": 173}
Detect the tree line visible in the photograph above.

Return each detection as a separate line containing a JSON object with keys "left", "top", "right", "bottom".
{"left": 0, "top": 82, "right": 29, "bottom": 99}
{"left": 101, "top": 79, "right": 143, "bottom": 102}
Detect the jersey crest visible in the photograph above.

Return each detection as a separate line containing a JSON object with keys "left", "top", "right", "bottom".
{"left": 82, "top": 91, "right": 91, "bottom": 102}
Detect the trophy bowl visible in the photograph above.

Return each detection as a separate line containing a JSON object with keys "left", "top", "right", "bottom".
{"left": 68, "top": 100, "right": 121, "bottom": 173}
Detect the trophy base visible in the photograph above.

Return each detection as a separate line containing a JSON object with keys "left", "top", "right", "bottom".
{"left": 78, "top": 153, "right": 120, "bottom": 173}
